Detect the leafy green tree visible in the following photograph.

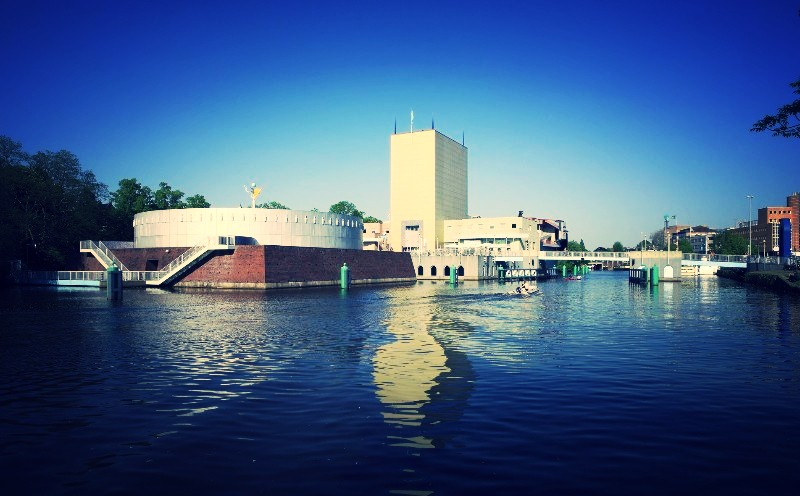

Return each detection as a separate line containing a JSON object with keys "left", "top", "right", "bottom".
{"left": 0, "top": 135, "right": 29, "bottom": 168}
{"left": 712, "top": 230, "right": 748, "bottom": 255}
{"left": 111, "top": 178, "right": 154, "bottom": 217}
{"left": 678, "top": 238, "right": 694, "bottom": 253}
{"left": 185, "top": 194, "right": 211, "bottom": 208}
{"left": 0, "top": 137, "right": 29, "bottom": 262}
{"left": 363, "top": 215, "right": 381, "bottom": 223}
{"left": 329, "top": 200, "right": 364, "bottom": 219}
{"left": 612, "top": 241, "right": 624, "bottom": 252}
{"left": 0, "top": 139, "right": 114, "bottom": 269}
{"left": 153, "top": 182, "right": 185, "bottom": 209}
{"left": 257, "top": 200, "right": 289, "bottom": 209}
{"left": 752, "top": 78, "right": 800, "bottom": 138}
{"left": 566, "top": 239, "right": 586, "bottom": 251}
{"left": 649, "top": 229, "right": 666, "bottom": 250}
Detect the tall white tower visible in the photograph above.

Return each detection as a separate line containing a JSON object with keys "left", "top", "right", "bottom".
{"left": 389, "top": 129, "right": 468, "bottom": 251}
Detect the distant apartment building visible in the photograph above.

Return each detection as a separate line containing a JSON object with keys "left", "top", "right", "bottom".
{"left": 389, "top": 129, "right": 468, "bottom": 251}
{"left": 677, "top": 226, "right": 716, "bottom": 254}
{"left": 729, "top": 192, "right": 799, "bottom": 255}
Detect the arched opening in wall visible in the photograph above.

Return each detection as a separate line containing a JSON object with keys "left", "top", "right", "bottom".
{"left": 417, "top": 266, "right": 424, "bottom": 276}
{"left": 430, "top": 266, "right": 438, "bottom": 276}
{"left": 444, "top": 266, "right": 451, "bottom": 277}
{"left": 458, "top": 266, "right": 465, "bottom": 276}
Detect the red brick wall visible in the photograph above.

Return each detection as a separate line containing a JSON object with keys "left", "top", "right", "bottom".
{"left": 182, "top": 246, "right": 266, "bottom": 284}
{"left": 263, "top": 246, "right": 414, "bottom": 283}
{"left": 180, "top": 245, "right": 414, "bottom": 285}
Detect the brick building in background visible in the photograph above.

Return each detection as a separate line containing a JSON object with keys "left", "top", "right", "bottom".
{"left": 730, "top": 192, "right": 799, "bottom": 255}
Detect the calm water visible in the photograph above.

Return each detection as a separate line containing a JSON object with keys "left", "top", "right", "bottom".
{"left": 1, "top": 272, "right": 800, "bottom": 495}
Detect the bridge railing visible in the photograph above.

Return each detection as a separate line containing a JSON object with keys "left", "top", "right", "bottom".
{"left": 541, "top": 251, "right": 629, "bottom": 259}
{"left": 682, "top": 253, "right": 748, "bottom": 263}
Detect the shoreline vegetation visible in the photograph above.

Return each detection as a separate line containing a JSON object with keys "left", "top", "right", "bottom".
{"left": 717, "top": 267, "right": 800, "bottom": 294}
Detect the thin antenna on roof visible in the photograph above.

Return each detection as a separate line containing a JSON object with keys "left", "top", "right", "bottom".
{"left": 410, "top": 109, "right": 414, "bottom": 133}
{"left": 462, "top": 131, "right": 465, "bottom": 146}
{"left": 432, "top": 116, "right": 435, "bottom": 130}
{"left": 393, "top": 118, "right": 396, "bottom": 134}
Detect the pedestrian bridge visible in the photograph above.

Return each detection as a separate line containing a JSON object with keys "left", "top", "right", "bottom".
{"left": 539, "top": 251, "right": 747, "bottom": 268}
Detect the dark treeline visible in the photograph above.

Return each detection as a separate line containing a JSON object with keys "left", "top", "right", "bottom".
{"left": 0, "top": 136, "right": 209, "bottom": 270}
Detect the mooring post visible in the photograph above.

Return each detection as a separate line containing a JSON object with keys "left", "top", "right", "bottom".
{"left": 107, "top": 263, "right": 122, "bottom": 300}
{"left": 340, "top": 263, "right": 350, "bottom": 289}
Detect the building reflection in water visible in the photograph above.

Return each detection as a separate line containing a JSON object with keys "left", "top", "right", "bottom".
{"left": 372, "top": 298, "right": 475, "bottom": 452}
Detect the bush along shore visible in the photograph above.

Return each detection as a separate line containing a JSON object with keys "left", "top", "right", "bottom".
{"left": 717, "top": 267, "right": 800, "bottom": 294}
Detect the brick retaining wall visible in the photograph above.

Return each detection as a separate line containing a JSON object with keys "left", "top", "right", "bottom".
{"left": 178, "top": 245, "right": 414, "bottom": 288}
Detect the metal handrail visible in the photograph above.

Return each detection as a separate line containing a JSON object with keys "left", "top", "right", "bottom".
{"left": 97, "top": 241, "right": 129, "bottom": 271}
{"left": 542, "top": 251, "right": 629, "bottom": 259}
{"left": 151, "top": 245, "right": 208, "bottom": 281}
{"left": 80, "top": 240, "right": 114, "bottom": 267}
{"left": 80, "top": 240, "right": 129, "bottom": 271}
{"left": 20, "top": 271, "right": 106, "bottom": 282}
{"left": 682, "top": 253, "right": 748, "bottom": 263}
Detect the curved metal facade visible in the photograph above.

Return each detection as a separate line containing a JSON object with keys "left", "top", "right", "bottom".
{"left": 134, "top": 208, "right": 363, "bottom": 249}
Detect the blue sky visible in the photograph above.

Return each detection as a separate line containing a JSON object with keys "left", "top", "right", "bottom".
{"left": 2, "top": 0, "right": 798, "bottom": 247}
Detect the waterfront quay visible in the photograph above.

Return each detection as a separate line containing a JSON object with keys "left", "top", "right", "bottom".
{"left": 2, "top": 272, "right": 799, "bottom": 495}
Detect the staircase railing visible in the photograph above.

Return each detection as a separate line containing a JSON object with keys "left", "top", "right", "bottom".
{"left": 97, "top": 241, "right": 129, "bottom": 271}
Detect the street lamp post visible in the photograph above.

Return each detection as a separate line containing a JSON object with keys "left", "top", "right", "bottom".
{"left": 747, "top": 196, "right": 753, "bottom": 256}
{"left": 664, "top": 215, "right": 671, "bottom": 264}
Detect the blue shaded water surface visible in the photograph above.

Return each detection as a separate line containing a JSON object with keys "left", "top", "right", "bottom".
{"left": 1, "top": 272, "right": 800, "bottom": 495}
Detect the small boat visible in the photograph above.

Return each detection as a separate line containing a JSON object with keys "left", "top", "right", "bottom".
{"left": 507, "top": 284, "right": 542, "bottom": 296}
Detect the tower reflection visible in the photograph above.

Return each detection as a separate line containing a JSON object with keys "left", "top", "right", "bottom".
{"left": 372, "top": 298, "right": 475, "bottom": 451}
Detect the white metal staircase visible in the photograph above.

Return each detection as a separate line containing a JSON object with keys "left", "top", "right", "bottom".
{"left": 145, "top": 237, "right": 237, "bottom": 287}
{"left": 80, "top": 240, "right": 129, "bottom": 271}
{"left": 81, "top": 237, "right": 237, "bottom": 287}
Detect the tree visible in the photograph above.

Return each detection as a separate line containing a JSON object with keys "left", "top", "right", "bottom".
{"left": 751, "top": 78, "right": 800, "bottom": 138}
{"left": 678, "top": 238, "right": 694, "bottom": 254}
{"left": 612, "top": 241, "right": 624, "bottom": 252}
{"left": 153, "top": 182, "right": 185, "bottom": 209}
{"left": 566, "top": 239, "right": 586, "bottom": 251}
{"left": 329, "top": 200, "right": 364, "bottom": 219}
{"left": 111, "top": 178, "right": 154, "bottom": 217}
{"left": 712, "top": 230, "right": 748, "bottom": 255}
{"left": 185, "top": 194, "right": 210, "bottom": 208}
{"left": 0, "top": 140, "right": 114, "bottom": 269}
{"left": 257, "top": 200, "right": 289, "bottom": 209}
{"left": 649, "top": 229, "right": 666, "bottom": 250}
{"left": 0, "top": 135, "right": 28, "bottom": 168}
{"left": 363, "top": 215, "right": 381, "bottom": 223}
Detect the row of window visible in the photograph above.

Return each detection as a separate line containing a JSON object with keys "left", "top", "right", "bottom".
{"left": 135, "top": 214, "right": 361, "bottom": 228}
{"left": 417, "top": 265, "right": 465, "bottom": 277}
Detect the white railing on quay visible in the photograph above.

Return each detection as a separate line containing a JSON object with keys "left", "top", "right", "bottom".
{"left": 682, "top": 253, "right": 748, "bottom": 263}
{"left": 20, "top": 271, "right": 106, "bottom": 282}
